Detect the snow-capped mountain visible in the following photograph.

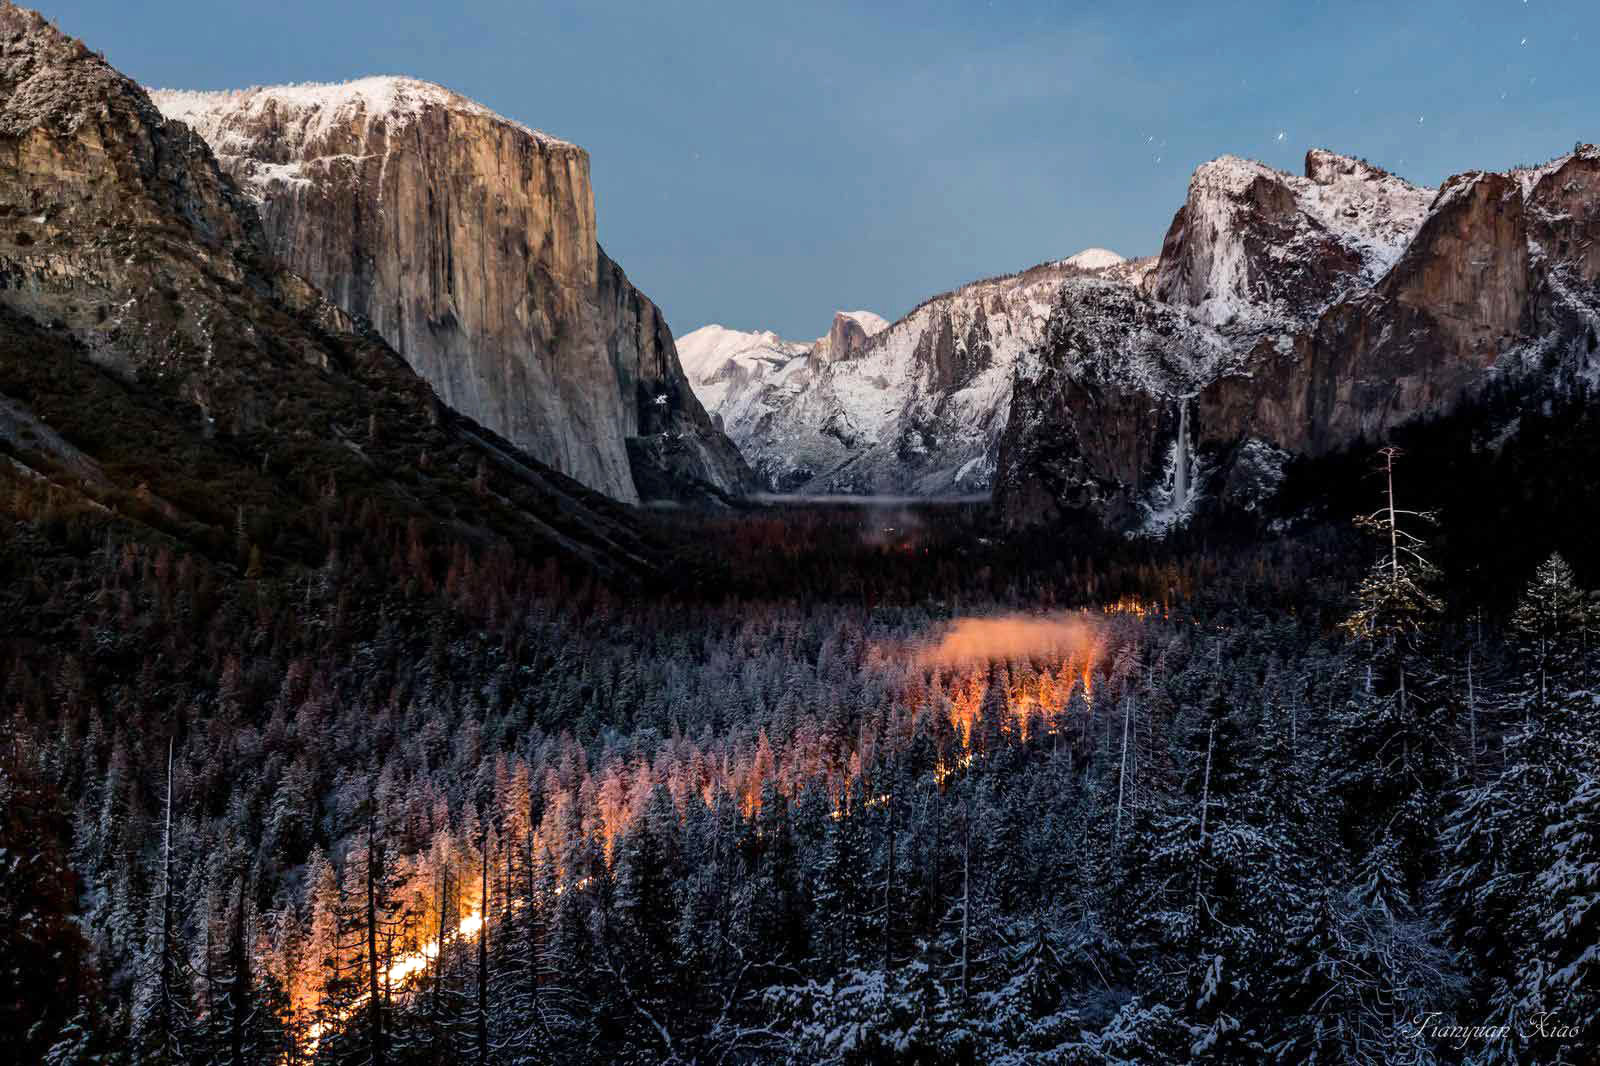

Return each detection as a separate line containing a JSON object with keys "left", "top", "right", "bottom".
{"left": 1061, "top": 248, "right": 1126, "bottom": 272}
{"left": 996, "top": 146, "right": 1600, "bottom": 529}
{"left": 682, "top": 253, "right": 1133, "bottom": 495}
{"left": 676, "top": 325, "right": 813, "bottom": 450}
{"left": 686, "top": 146, "right": 1598, "bottom": 527}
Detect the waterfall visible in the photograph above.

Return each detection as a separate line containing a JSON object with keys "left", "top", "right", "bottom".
{"left": 1172, "top": 398, "right": 1189, "bottom": 508}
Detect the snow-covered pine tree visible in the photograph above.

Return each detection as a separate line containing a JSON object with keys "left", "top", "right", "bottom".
{"left": 1333, "top": 448, "right": 1455, "bottom": 899}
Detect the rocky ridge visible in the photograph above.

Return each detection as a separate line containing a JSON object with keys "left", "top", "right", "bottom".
{"left": 994, "top": 147, "right": 1600, "bottom": 528}
{"left": 679, "top": 254, "right": 1139, "bottom": 495}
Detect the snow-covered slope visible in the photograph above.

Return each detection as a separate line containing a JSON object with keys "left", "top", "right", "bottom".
{"left": 676, "top": 325, "right": 812, "bottom": 441}
{"left": 686, "top": 251, "right": 1128, "bottom": 495}
{"left": 676, "top": 325, "right": 802, "bottom": 384}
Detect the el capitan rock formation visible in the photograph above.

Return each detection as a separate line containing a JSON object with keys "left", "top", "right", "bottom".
{"left": 153, "top": 79, "right": 755, "bottom": 504}
{"left": 0, "top": 3, "right": 657, "bottom": 576}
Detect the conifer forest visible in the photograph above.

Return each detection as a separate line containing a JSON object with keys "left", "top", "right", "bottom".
{"left": 7, "top": 404, "right": 1600, "bottom": 1064}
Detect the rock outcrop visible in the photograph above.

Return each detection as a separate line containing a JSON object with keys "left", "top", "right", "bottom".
{"left": 995, "top": 147, "right": 1600, "bottom": 529}
{"left": 808, "top": 310, "right": 888, "bottom": 369}
{"left": 152, "top": 79, "right": 754, "bottom": 504}
{"left": 0, "top": 4, "right": 657, "bottom": 576}
{"left": 995, "top": 280, "right": 1235, "bottom": 527}
{"left": 1148, "top": 150, "right": 1429, "bottom": 328}
{"left": 596, "top": 246, "right": 755, "bottom": 503}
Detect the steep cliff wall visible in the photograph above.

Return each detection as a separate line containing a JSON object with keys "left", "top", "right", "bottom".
{"left": 153, "top": 79, "right": 753, "bottom": 503}
{"left": 0, "top": 4, "right": 657, "bottom": 576}
{"left": 596, "top": 246, "right": 754, "bottom": 501}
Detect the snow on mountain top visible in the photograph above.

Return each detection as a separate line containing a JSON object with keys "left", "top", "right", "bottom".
{"left": 1510, "top": 143, "right": 1600, "bottom": 198}
{"left": 676, "top": 324, "right": 805, "bottom": 384}
{"left": 151, "top": 76, "right": 574, "bottom": 153}
{"left": 1169, "top": 149, "right": 1434, "bottom": 326}
{"left": 1188, "top": 154, "right": 1284, "bottom": 195}
{"left": 1062, "top": 248, "right": 1126, "bottom": 271}
{"left": 1304, "top": 148, "right": 1402, "bottom": 187}
{"left": 837, "top": 310, "right": 890, "bottom": 336}
{"left": 1295, "top": 152, "right": 1432, "bottom": 275}
{"left": 1188, "top": 149, "right": 1428, "bottom": 226}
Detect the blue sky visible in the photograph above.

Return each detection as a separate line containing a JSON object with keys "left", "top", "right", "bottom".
{"left": 57, "top": 0, "right": 1599, "bottom": 338}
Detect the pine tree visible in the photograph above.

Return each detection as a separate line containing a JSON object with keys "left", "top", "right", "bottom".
{"left": 605, "top": 784, "right": 683, "bottom": 1061}
{"left": 812, "top": 778, "right": 872, "bottom": 972}
{"left": 1527, "top": 756, "right": 1600, "bottom": 1053}
{"left": 1334, "top": 448, "right": 1455, "bottom": 899}
{"left": 132, "top": 740, "right": 192, "bottom": 1064}
{"left": 1509, "top": 553, "right": 1586, "bottom": 718}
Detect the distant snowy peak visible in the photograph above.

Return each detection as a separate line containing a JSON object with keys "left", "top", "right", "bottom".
{"left": 1150, "top": 148, "right": 1434, "bottom": 328}
{"left": 1061, "top": 247, "right": 1125, "bottom": 271}
{"left": 676, "top": 324, "right": 807, "bottom": 385}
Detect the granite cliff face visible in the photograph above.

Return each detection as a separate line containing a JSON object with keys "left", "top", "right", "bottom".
{"left": 1148, "top": 149, "right": 1430, "bottom": 329}
{"left": 596, "top": 245, "right": 755, "bottom": 502}
{"left": 0, "top": 4, "right": 656, "bottom": 575}
{"left": 995, "top": 147, "right": 1600, "bottom": 529}
{"left": 152, "top": 79, "right": 753, "bottom": 504}
{"left": 808, "top": 309, "right": 887, "bottom": 368}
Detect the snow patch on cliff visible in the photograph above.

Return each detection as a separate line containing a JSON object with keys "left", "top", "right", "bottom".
{"left": 154, "top": 77, "right": 572, "bottom": 150}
